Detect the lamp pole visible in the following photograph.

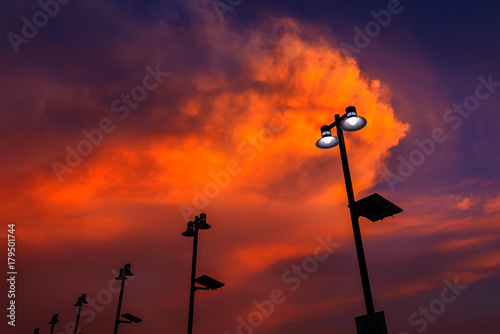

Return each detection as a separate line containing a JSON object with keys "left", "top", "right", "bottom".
{"left": 49, "top": 314, "right": 59, "bottom": 334}
{"left": 114, "top": 273, "right": 126, "bottom": 334}
{"left": 74, "top": 306, "right": 82, "bottom": 334}
{"left": 334, "top": 113, "right": 375, "bottom": 315}
{"left": 316, "top": 107, "right": 396, "bottom": 332}
{"left": 187, "top": 222, "right": 198, "bottom": 334}
{"left": 182, "top": 213, "right": 211, "bottom": 334}
{"left": 73, "top": 294, "right": 87, "bottom": 334}
{"left": 113, "top": 264, "right": 134, "bottom": 334}
{"left": 50, "top": 322, "right": 56, "bottom": 334}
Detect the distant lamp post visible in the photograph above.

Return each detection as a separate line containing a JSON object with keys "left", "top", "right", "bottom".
{"left": 49, "top": 314, "right": 59, "bottom": 334}
{"left": 182, "top": 213, "right": 225, "bottom": 334}
{"left": 113, "top": 263, "right": 142, "bottom": 334}
{"left": 316, "top": 106, "right": 402, "bottom": 334}
{"left": 73, "top": 294, "right": 87, "bottom": 334}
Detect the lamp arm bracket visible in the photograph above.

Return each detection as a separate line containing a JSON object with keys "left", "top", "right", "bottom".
{"left": 327, "top": 113, "right": 347, "bottom": 129}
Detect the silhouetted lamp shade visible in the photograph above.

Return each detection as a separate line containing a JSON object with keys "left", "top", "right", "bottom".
{"left": 49, "top": 314, "right": 59, "bottom": 324}
{"left": 182, "top": 221, "right": 196, "bottom": 237}
{"left": 340, "top": 106, "right": 367, "bottom": 132}
{"left": 355, "top": 193, "right": 403, "bottom": 222}
{"left": 196, "top": 213, "right": 211, "bottom": 230}
{"left": 116, "top": 264, "right": 134, "bottom": 280}
{"left": 74, "top": 294, "right": 88, "bottom": 306}
{"left": 124, "top": 263, "right": 134, "bottom": 276}
{"left": 115, "top": 268, "right": 127, "bottom": 280}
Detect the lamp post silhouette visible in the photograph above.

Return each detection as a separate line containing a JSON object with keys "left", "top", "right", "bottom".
{"left": 113, "top": 263, "right": 140, "bottom": 334}
{"left": 73, "top": 294, "right": 87, "bottom": 334}
{"left": 49, "top": 314, "right": 59, "bottom": 334}
{"left": 182, "top": 213, "right": 224, "bottom": 334}
{"left": 316, "top": 106, "right": 402, "bottom": 333}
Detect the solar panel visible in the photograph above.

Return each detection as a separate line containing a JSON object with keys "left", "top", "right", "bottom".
{"left": 121, "top": 313, "right": 143, "bottom": 323}
{"left": 355, "top": 193, "right": 403, "bottom": 222}
{"left": 195, "top": 275, "right": 225, "bottom": 290}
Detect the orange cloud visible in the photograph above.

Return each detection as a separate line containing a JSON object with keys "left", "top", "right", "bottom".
{"left": 2, "top": 18, "right": 409, "bottom": 270}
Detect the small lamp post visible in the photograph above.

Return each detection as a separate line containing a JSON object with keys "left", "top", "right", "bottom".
{"left": 182, "top": 213, "right": 224, "bottom": 334}
{"left": 113, "top": 263, "right": 141, "bottom": 334}
{"left": 49, "top": 314, "right": 59, "bottom": 334}
{"left": 73, "top": 294, "right": 87, "bottom": 334}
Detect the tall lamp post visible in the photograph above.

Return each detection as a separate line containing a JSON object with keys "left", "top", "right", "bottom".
{"left": 316, "top": 106, "right": 402, "bottom": 333}
{"left": 113, "top": 263, "right": 142, "bottom": 334}
{"left": 73, "top": 294, "right": 87, "bottom": 334}
{"left": 182, "top": 213, "right": 224, "bottom": 334}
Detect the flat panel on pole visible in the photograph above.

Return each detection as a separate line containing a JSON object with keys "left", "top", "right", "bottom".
{"left": 355, "top": 311, "right": 388, "bottom": 334}
{"left": 355, "top": 193, "right": 403, "bottom": 222}
{"left": 195, "top": 275, "right": 225, "bottom": 290}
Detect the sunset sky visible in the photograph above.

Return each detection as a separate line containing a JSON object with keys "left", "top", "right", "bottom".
{"left": 1, "top": 0, "right": 499, "bottom": 333}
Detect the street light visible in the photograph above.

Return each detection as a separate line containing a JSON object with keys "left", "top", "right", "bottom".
{"left": 73, "top": 294, "right": 87, "bottom": 334}
{"left": 182, "top": 213, "right": 224, "bottom": 334}
{"left": 113, "top": 263, "right": 141, "bottom": 334}
{"left": 316, "top": 106, "right": 401, "bottom": 333}
{"left": 49, "top": 314, "right": 59, "bottom": 334}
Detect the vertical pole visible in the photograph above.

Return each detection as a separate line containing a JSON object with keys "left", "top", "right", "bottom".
{"left": 74, "top": 306, "right": 82, "bottom": 334}
{"left": 187, "top": 227, "right": 198, "bottom": 334}
{"left": 335, "top": 113, "right": 375, "bottom": 315}
{"left": 114, "top": 277, "right": 126, "bottom": 334}
{"left": 50, "top": 324, "right": 55, "bottom": 334}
